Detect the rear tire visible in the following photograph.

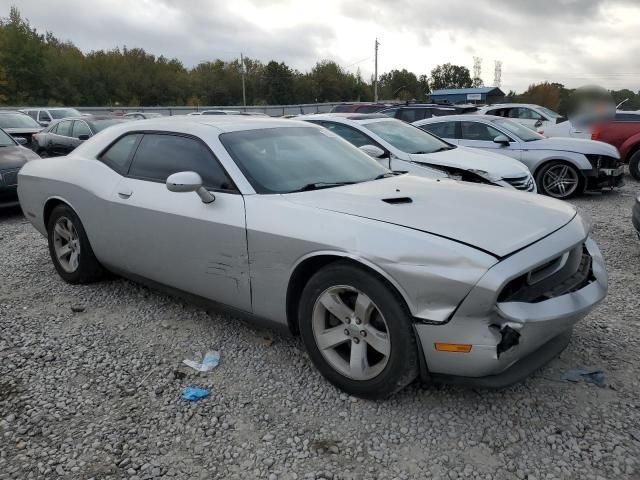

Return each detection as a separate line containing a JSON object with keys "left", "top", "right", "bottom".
{"left": 298, "top": 261, "right": 419, "bottom": 399}
{"left": 47, "top": 204, "right": 104, "bottom": 284}
{"left": 535, "top": 161, "right": 584, "bottom": 199}
{"left": 629, "top": 151, "right": 640, "bottom": 181}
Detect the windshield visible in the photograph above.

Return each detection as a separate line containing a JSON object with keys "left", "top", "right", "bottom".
{"left": 0, "top": 113, "right": 41, "bottom": 129}
{"left": 50, "top": 108, "right": 82, "bottom": 119}
{"left": 220, "top": 127, "right": 389, "bottom": 193}
{"left": 537, "top": 106, "right": 561, "bottom": 119}
{"left": 0, "top": 129, "right": 16, "bottom": 146}
{"left": 492, "top": 118, "right": 545, "bottom": 142}
{"left": 362, "top": 120, "right": 452, "bottom": 154}
{"left": 89, "top": 119, "right": 130, "bottom": 132}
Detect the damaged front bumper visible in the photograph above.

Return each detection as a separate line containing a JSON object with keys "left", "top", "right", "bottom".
{"left": 585, "top": 165, "right": 625, "bottom": 191}
{"left": 414, "top": 215, "right": 608, "bottom": 387}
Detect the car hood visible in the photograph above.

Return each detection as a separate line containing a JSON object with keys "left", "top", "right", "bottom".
{"left": 408, "top": 146, "right": 530, "bottom": 179}
{"left": 285, "top": 175, "right": 576, "bottom": 258}
{"left": 0, "top": 145, "right": 40, "bottom": 169}
{"left": 528, "top": 137, "right": 619, "bottom": 157}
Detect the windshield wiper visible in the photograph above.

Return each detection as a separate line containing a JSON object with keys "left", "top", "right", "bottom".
{"left": 291, "top": 181, "right": 356, "bottom": 192}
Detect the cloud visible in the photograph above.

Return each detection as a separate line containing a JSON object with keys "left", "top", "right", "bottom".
{"left": 2, "top": 0, "right": 639, "bottom": 91}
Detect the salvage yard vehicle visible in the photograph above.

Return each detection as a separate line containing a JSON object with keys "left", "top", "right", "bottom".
{"left": 474, "top": 103, "right": 564, "bottom": 132}
{"left": 0, "top": 111, "right": 43, "bottom": 147}
{"left": 0, "top": 128, "right": 40, "bottom": 208}
{"left": 18, "top": 116, "right": 608, "bottom": 398}
{"left": 415, "top": 115, "right": 623, "bottom": 199}
{"left": 299, "top": 113, "right": 536, "bottom": 192}
{"left": 588, "top": 120, "right": 640, "bottom": 180}
{"left": 32, "top": 115, "right": 130, "bottom": 157}
{"left": 19, "top": 107, "right": 83, "bottom": 127}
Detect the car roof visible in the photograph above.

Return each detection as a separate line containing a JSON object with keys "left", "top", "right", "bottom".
{"left": 127, "top": 115, "right": 316, "bottom": 133}
{"left": 480, "top": 103, "right": 540, "bottom": 109}
{"left": 298, "top": 113, "right": 389, "bottom": 122}
{"left": 0, "top": 110, "right": 31, "bottom": 115}
{"left": 416, "top": 114, "right": 499, "bottom": 124}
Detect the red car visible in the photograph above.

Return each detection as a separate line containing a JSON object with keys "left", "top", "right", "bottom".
{"left": 591, "top": 121, "right": 640, "bottom": 179}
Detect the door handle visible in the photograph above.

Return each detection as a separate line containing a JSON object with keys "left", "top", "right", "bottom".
{"left": 118, "top": 188, "right": 133, "bottom": 199}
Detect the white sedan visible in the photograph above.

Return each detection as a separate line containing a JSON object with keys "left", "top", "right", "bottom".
{"left": 298, "top": 113, "right": 536, "bottom": 192}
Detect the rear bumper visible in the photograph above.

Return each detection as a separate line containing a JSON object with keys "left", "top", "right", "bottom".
{"left": 415, "top": 217, "right": 607, "bottom": 385}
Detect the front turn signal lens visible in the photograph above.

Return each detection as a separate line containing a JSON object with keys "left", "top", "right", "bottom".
{"left": 434, "top": 343, "right": 472, "bottom": 353}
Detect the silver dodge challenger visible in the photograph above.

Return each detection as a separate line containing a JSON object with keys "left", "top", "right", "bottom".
{"left": 18, "top": 116, "right": 608, "bottom": 398}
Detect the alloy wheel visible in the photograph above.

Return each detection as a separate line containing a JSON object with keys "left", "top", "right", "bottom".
{"left": 311, "top": 285, "right": 391, "bottom": 381}
{"left": 542, "top": 164, "right": 579, "bottom": 198}
{"left": 52, "top": 216, "right": 81, "bottom": 273}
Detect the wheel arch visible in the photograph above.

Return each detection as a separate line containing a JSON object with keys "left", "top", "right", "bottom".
{"left": 533, "top": 157, "right": 587, "bottom": 180}
{"left": 43, "top": 196, "right": 78, "bottom": 231}
{"left": 285, "top": 252, "right": 414, "bottom": 335}
{"left": 623, "top": 141, "right": 640, "bottom": 163}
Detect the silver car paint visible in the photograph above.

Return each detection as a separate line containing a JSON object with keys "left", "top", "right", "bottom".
{"left": 18, "top": 117, "right": 608, "bottom": 379}
{"left": 414, "top": 115, "right": 619, "bottom": 175}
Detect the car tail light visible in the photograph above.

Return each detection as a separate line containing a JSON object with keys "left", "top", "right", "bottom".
{"left": 591, "top": 128, "right": 601, "bottom": 140}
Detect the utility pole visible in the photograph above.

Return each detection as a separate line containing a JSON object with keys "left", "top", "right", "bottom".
{"left": 374, "top": 38, "right": 380, "bottom": 102}
{"left": 240, "top": 52, "right": 247, "bottom": 107}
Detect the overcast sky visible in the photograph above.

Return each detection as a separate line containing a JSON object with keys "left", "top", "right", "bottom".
{"left": 4, "top": 0, "right": 640, "bottom": 92}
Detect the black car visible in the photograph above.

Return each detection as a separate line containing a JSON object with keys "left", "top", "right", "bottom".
{"left": 379, "top": 104, "right": 478, "bottom": 123}
{"left": 0, "top": 128, "right": 40, "bottom": 208}
{"left": 0, "top": 111, "right": 43, "bottom": 147}
{"left": 32, "top": 115, "right": 130, "bottom": 157}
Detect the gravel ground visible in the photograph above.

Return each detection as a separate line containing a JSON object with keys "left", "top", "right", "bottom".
{"left": 1, "top": 174, "right": 639, "bottom": 480}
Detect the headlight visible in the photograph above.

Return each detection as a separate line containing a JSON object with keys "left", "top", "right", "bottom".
{"left": 467, "top": 168, "right": 501, "bottom": 183}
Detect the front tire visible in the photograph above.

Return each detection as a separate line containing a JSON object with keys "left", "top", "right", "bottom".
{"left": 298, "top": 262, "right": 419, "bottom": 399}
{"left": 536, "top": 161, "right": 584, "bottom": 199}
{"left": 629, "top": 151, "right": 640, "bottom": 181}
{"left": 47, "top": 204, "right": 104, "bottom": 284}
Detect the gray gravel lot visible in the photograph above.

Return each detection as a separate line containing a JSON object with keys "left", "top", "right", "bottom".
{"left": 1, "top": 175, "right": 639, "bottom": 480}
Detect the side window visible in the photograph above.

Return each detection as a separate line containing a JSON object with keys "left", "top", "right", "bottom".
{"left": 421, "top": 122, "right": 457, "bottom": 139}
{"left": 514, "top": 108, "right": 543, "bottom": 120}
{"left": 55, "top": 120, "right": 73, "bottom": 137}
{"left": 72, "top": 121, "right": 92, "bottom": 139}
{"left": 39, "top": 111, "right": 52, "bottom": 122}
{"left": 320, "top": 122, "right": 373, "bottom": 148}
{"left": 461, "top": 122, "right": 504, "bottom": 141}
{"left": 398, "top": 109, "right": 426, "bottom": 123}
{"left": 99, "top": 134, "right": 143, "bottom": 174}
{"left": 486, "top": 109, "right": 501, "bottom": 116}
{"left": 128, "top": 134, "right": 234, "bottom": 191}
{"left": 26, "top": 110, "right": 38, "bottom": 120}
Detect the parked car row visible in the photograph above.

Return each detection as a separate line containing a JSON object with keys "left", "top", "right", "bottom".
{"left": 17, "top": 115, "right": 609, "bottom": 398}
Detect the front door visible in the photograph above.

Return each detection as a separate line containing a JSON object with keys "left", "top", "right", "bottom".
{"left": 106, "top": 132, "right": 252, "bottom": 312}
{"left": 458, "top": 121, "right": 522, "bottom": 161}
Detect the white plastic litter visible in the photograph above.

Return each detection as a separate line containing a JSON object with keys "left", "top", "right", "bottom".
{"left": 182, "top": 351, "right": 220, "bottom": 372}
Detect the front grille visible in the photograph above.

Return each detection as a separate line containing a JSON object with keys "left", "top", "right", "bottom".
{"left": 504, "top": 175, "right": 535, "bottom": 192}
{"left": 498, "top": 245, "right": 595, "bottom": 303}
{"left": 0, "top": 168, "right": 19, "bottom": 186}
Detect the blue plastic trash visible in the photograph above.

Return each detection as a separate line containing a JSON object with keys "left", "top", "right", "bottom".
{"left": 182, "top": 387, "right": 210, "bottom": 401}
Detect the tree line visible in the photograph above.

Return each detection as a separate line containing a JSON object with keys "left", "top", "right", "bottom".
{"left": 0, "top": 7, "right": 638, "bottom": 113}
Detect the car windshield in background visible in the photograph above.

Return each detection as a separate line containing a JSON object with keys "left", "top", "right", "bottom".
{"left": 537, "top": 106, "right": 562, "bottom": 119}
{"left": 50, "top": 108, "right": 82, "bottom": 119}
{"left": 89, "top": 119, "right": 130, "bottom": 132}
{"left": 0, "top": 129, "right": 16, "bottom": 146}
{"left": 363, "top": 120, "right": 452, "bottom": 154}
{"left": 220, "top": 127, "right": 389, "bottom": 194}
{"left": 0, "top": 113, "right": 41, "bottom": 129}
{"left": 492, "top": 118, "right": 545, "bottom": 142}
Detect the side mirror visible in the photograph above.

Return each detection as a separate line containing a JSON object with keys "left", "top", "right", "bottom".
{"left": 534, "top": 119, "right": 543, "bottom": 128}
{"left": 493, "top": 135, "right": 510, "bottom": 146}
{"left": 15, "top": 137, "right": 27, "bottom": 146}
{"left": 359, "top": 144, "right": 386, "bottom": 159}
{"left": 78, "top": 134, "right": 90, "bottom": 141}
{"left": 166, "top": 171, "right": 215, "bottom": 204}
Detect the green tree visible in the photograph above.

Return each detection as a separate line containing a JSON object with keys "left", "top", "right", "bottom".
{"left": 428, "top": 63, "right": 473, "bottom": 90}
